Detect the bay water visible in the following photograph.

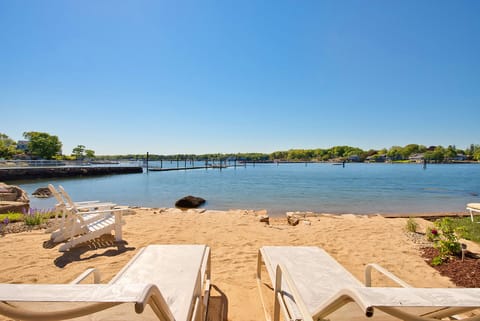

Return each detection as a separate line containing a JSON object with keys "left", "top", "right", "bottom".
{"left": 11, "top": 163, "right": 480, "bottom": 216}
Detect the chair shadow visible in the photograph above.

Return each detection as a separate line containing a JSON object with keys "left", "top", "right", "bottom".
{"left": 48, "top": 235, "right": 136, "bottom": 268}
{"left": 207, "top": 284, "right": 229, "bottom": 321}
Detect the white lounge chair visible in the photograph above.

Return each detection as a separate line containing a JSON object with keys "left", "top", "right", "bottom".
{"left": 47, "top": 184, "right": 125, "bottom": 251}
{"left": 56, "top": 207, "right": 124, "bottom": 252}
{"left": 47, "top": 184, "right": 116, "bottom": 234}
{"left": 0, "top": 244, "right": 211, "bottom": 321}
{"left": 257, "top": 246, "right": 480, "bottom": 321}
{"left": 57, "top": 185, "right": 116, "bottom": 212}
{"left": 467, "top": 203, "right": 480, "bottom": 223}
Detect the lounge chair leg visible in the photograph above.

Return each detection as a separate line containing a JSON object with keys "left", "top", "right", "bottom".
{"left": 273, "top": 267, "right": 282, "bottom": 321}
{"left": 114, "top": 212, "right": 123, "bottom": 241}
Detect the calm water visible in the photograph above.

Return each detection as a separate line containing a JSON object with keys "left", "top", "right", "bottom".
{"left": 10, "top": 163, "right": 480, "bottom": 216}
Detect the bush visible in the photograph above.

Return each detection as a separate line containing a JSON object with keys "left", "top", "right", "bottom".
{"left": 429, "top": 218, "right": 462, "bottom": 266}
{"left": 405, "top": 217, "right": 418, "bottom": 233}
{"left": 23, "top": 208, "right": 44, "bottom": 226}
{"left": 22, "top": 208, "right": 56, "bottom": 226}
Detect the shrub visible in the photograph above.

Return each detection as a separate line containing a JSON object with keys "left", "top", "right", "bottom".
{"left": 430, "top": 218, "right": 462, "bottom": 266}
{"left": 405, "top": 217, "right": 418, "bottom": 233}
{"left": 425, "top": 227, "right": 438, "bottom": 242}
{"left": 22, "top": 208, "right": 56, "bottom": 226}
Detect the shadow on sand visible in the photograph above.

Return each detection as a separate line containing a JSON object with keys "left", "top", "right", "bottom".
{"left": 42, "top": 234, "right": 135, "bottom": 268}
{"left": 207, "top": 284, "right": 229, "bottom": 321}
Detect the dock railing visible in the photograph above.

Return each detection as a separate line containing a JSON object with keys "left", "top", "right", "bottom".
{"left": 0, "top": 159, "right": 132, "bottom": 168}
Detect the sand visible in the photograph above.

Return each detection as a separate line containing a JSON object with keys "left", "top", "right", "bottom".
{"left": 0, "top": 208, "right": 469, "bottom": 321}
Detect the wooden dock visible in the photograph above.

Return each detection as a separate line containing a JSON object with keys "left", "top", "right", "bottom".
{"left": 148, "top": 165, "right": 228, "bottom": 172}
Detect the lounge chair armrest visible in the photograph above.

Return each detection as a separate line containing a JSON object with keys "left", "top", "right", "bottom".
{"left": 70, "top": 268, "right": 102, "bottom": 284}
{"left": 78, "top": 208, "right": 125, "bottom": 215}
{"left": 135, "top": 284, "right": 175, "bottom": 321}
{"left": 75, "top": 200, "right": 101, "bottom": 205}
{"left": 275, "top": 264, "right": 315, "bottom": 321}
{"left": 77, "top": 209, "right": 124, "bottom": 225}
{"left": 0, "top": 283, "right": 175, "bottom": 321}
{"left": 364, "top": 263, "right": 411, "bottom": 288}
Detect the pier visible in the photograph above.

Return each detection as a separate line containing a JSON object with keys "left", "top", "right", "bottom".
{"left": 148, "top": 165, "right": 228, "bottom": 172}
{"left": 0, "top": 166, "right": 143, "bottom": 181}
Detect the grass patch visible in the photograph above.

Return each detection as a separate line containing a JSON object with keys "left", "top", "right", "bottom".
{"left": 450, "top": 217, "right": 480, "bottom": 243}
{"left": 0, "top": 212, "right": 24, "bottom": 223}
{"left": 0, "top": 209, "right": 58, "bottom": 226}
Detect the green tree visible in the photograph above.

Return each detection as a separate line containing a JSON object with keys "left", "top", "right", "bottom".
{"left": 401, "top": 144, "right": 426, "bottom": 159}
{"left": 474, "top": 148, "right": 480, "bottom": 161}
{"left": 85, "top": 149, "right": 95, "bottom": 159}
{"left": 445, "top": 145, "right": 457, "bottom": 160}
{"left": 23, "top": 132, "right": 62, "bottom": 159}
{"left": 387, "top": 146, "right": 404, "bottom": 161}
{"left": 0, "top": 133, "right": 17, "bottom": 159}
{"left": 424, "top": 146, "right": 445, "bottom": 162}
{"left": 72, "top": 145, "right": 86, "bottom": 160}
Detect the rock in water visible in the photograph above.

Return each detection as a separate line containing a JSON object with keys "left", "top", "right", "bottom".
{"left": 175, "top": 196, "right": 206, "bottom": 209}
{"left": 32, "top": 187, "right": 53, "bottom": 198}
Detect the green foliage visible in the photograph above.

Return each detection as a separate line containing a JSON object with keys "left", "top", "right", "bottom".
{"left": 424, "top": 146, "right": 446, "bottom": 162}
{"left": 23, "top": 131, "right": 62, "bottom": 159}
{"left": 425, "top": 227, "right": 436, "bottom": 242}
{"left": 0, "top": 133, "right": 17, "bottom": 158}
{"left": 72, "top": 144, "right": 86, "bottom": 159}
{"left": 71, "top": 145, "right": 95, "bottom": 160}
{"left": 0, "top": 213, "right": 24, "bottom": 223}
{"left": 0, "top": 136, "right": 469, "bottom": 162}
{"left": 85, "top": 149, "right": 95, "bottom": 158}
{"left": 429, "top": 218, "right": 462, "bottom": 266}
{"left": 0, "top": 209, "right": 57, "bottom": 227}
{"left": 405, "top": 217, "right": 418, "bottom": 233}
{"left": 431, "top": 256, "right": 444, "bottom": 266}
{"left": 23, "top": 212, "right": 44, "bottom": 226}
{"left": 448, "top": 217, "right": 480, "bottom": 243}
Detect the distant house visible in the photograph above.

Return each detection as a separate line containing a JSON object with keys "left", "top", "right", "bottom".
{"left": 16, "top": 140, "right": 29, "bottom": 151}
{"left": 409, "top": 153, "right": 425, "bottom": 163}
{"left": 348, "top": 155, "right": 361, "bottom": 162}
{"left": 453, "top": 154, "right": 467, "bottom": 161}
{"left": 366, "top": 154, "right": 386, "bottom": 163}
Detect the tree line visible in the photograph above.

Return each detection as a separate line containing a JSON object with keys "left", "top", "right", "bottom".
{"left": 0, "top": 132, "right": 94, "bottom": 160}
{"left": 1, "top": 131, "right": 479, "bottom": 162}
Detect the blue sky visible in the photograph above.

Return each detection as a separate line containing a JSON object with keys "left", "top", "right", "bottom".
{"left": 1, "top": 0, "right": 479, "bottom": 155}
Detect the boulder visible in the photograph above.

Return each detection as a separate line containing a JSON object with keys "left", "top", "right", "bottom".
{"left": 0, "top": 201, "right": 29, "bottom": 214}
{"left": 0, "top": 183, "right": 29, "bottom": 203}
{"left": 32, "top": 187, "right": 53, "bottom": 198}
{"left": 287, "top": 216, "right": 299, "bottom": 226}
{"left": 175, "top": 195, "right": 206, "bottom": 209}
{"left": 259, "top": 215, "right": 270, "bottom": 224}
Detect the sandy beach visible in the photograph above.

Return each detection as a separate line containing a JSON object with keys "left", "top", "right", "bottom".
{"left": 0, "top": 208, "right": 473, "bottom": 321}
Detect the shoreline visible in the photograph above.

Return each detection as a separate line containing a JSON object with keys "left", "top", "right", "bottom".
{"left": 0, "top": 208, "right": 478, "bottom": 320}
